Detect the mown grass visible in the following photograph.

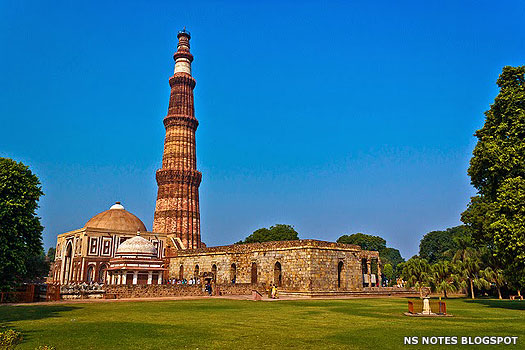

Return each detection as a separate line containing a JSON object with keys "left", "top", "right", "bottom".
{"left": 1, "top": 298, "right": 524, "bottom": 349}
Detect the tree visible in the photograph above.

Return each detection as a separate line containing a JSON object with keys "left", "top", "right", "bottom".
{"left": 379, "top": 247, "right": 404, "bottom": 269}
{"left": 453, "top": 249, "right": 489, "bottom": 299}
{"left": 0, "top": 158, "right": 44, "bottom": 291}
{"left": 430, "top": 261, "right": 462, "bottom": 298}
{"left": 401, "top": 257, "right": 431, "bottom": 298}
{"left": 237, "top": 224, "right": 299, "bottom": 244}
{"left": 47, "top": 247, "right": 56, "bottom": 262}
{"left": 462, "top": 66, "right": 525, "bottom": 292}
{"left": 337, "top": 233, "right": 386, "bottom": 251}
{"left": 419, "top": 226, "right": 470, "bottom": 263}
{"left": 382, "top": 263, "right": 395, "bottom": 286}
{"left": 482, "top": 267, "right": 506, "bottom": 300}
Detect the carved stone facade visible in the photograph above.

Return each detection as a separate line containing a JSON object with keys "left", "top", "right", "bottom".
{"left": 167, "top": 240, "right": 381, "bottom": 294}
{"left": 49, "top": 203, "right": 169, "bottom": 285}
{"left": 153, "top": 29, "right": 202, "bottom": 249}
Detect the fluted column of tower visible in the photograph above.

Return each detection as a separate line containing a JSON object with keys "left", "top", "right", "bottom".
{"left": 153, "top": 29, "right": 202, "bottom": 249}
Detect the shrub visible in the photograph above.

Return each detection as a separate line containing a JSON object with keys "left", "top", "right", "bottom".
{"left": 0, "top": 327, "right": 23, "bottom": 349}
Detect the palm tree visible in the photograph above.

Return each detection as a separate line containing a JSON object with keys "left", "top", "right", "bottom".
{"left": 430, "top": 261, "right": 462, "bottom": 298}
{"left": 454, "top": 256, "right": 489, "bottom": 299}
{"left": 401, "top": 258, "right": 431, "bottom": 298}
{"left": 482, "top": 267, "right": 505, "bottom": 299}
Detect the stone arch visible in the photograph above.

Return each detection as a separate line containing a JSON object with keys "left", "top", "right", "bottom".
{"left": 230, "top": 263, "right": 237, "bottom": 283}
{"left": 179, "top": 264, "right": 184, "bottom": 280}
{"left": 87, "top": 265, "right": 94, "bottom": 283}
{"left": 274, "top": 262, "right": 282, "bottom": 287}
{"left": 99, "top": 263, "right": 108, "bottom": 283}
{"left": 251, "top": 262, "right": 257, "bottom": 284}
{"left": 337, "top": 261, "right": 344, "bottom": 288}
{"left": 63, "top": 242, "right": 73, "bottom": 283}
{"left": 194, "top": 264, "right": 200, "bottom": 279}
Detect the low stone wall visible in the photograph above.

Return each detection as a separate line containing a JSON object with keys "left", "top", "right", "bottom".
{"left": 215, "top": 283, "right": 264, "bottom": 296}
{"left": 104, "top": 283, "right": 263, "bottom": 299}
{"left": 105, "top": 284, "right": 206, "bottom": 298}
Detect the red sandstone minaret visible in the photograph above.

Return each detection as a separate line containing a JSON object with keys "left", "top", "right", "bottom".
{"left": 153, "top": 29, "right": 202, "bottom": 249}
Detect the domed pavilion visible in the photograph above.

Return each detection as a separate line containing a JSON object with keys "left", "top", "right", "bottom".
{"left": 50, "top": 202, "right": 170, "bottom": 285}
{"left": 107, "top": 232, "right": 166, "bottom": 285}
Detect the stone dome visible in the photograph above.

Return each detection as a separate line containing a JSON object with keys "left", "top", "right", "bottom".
{"left": 85, "top": 202, "right": 147, "bottom": 232}
{"left": 116, "top": 234, "right": 157, "bottom": 256}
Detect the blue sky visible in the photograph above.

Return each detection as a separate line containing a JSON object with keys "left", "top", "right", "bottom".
{"left": 1, "top": 0, "right": 524, "bottom": 259}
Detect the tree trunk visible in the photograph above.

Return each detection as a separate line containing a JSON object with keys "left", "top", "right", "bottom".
{"left": 497, "top": 286, "right": 502, "bottom": 300}
{"left": 470, "top": 278, "right": 475, "bottom": 299}
{"left": 444, "top": 289, "right": 448, "bottom": 299}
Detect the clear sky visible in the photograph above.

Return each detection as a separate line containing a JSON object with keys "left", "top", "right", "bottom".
{"left": 1, "top": 0, "right": 523, "bottom": 259}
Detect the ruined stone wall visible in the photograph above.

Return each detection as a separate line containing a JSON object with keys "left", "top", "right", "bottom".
{"left": 168, "top": 240, "right": 378, "bottom": 293}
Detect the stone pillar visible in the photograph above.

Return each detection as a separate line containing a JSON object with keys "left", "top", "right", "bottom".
{"left": 158, "top": 273, "right": 162, "bottom": 285}
{"left": 122, "top": 271, "right": 127, "bottom": 285}
{"left": 133, "top": 271, "right": 138, "bottom": 285}
{"left": 367, "top": 259, "right": 371, "bottom": 288}
{"left": 147, "top": 271, "right": 153, "bottom": 285}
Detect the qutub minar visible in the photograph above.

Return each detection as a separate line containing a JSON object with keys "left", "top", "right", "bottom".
{"left": 49, "top": 29, "right": 408, "bottom": 298}
{"left": 153, "top": 29, "right": 202, "bottom": 249}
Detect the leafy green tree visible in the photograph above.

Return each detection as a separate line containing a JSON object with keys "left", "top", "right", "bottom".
{"left": 337, "top": 233, "right": 386, "bottom": 251}
{"left": 47, "top": 247, "right": 56, "bottom": 262}
{"left": 430, "top": 261, "right": 462, "bottom": 298}
{"left": 462, "top": 66, "right": 525, "bottom": 293}
{"left": 379, "top": 247, "right": 404, "bottom": 269}
{"left": 419, "top": 226, "right": 470, "bottom": 263}
{"left": 382, "top": 263, "right": 396, "bottom": 286}
{"left": 0, "top": 158, "right": 44, "bottom": 291}
{"left": 401, "top": 257, "right": 431, "bottom": 298}
{"left": 238, "top": 224, "right": 299, "bottom": 244}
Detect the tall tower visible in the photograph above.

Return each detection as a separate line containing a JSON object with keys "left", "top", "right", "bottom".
{"left": 153, "top": 29, "right": 202, "bottom": 249}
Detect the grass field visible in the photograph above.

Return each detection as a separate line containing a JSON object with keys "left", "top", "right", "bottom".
{"left": 1, "top": 297, "right": 524, "bottom": 349}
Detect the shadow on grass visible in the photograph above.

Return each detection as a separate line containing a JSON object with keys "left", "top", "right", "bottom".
{"left": 0, "top": 304, "right": 79, "bottom": 324}
{"left": 464, "top": 299, "right": 525, "bottom": 311}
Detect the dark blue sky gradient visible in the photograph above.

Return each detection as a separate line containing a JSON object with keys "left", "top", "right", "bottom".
{"left": 1, "top": 1, "right": 524, "bottom": 258}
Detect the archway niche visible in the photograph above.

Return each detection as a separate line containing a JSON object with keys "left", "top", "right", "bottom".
{"left": 274, "top": 262, "right": 282, "bottom": 287}
{"left": 211, "top": 264, "right": 217, "bottom": 283}
{"left": 251, "top": 262, "right": 257, "bottom": 284}
{"left": 87, "top": 265, "right": 94, "bottom": 283}
{"left": 63, "top": 242, "right": 73, "bottom": 283}
{"left": 99, "top": 264, "right": 108, "bottom": 284}
{"left": 179, "top": 265, "right": 184, "bottom": 280}
{"left": 194, "top": 265, "right": 200, "bottom": 279}
{"left": 337, "top": 261, "right": 344, "bottom": 288}
{"left": 230, "top": 263, "right": 237, "bottom": 283}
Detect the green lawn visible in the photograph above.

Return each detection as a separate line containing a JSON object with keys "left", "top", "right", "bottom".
{"left": 1, "top": 298, "right": 524, "bottom": 349}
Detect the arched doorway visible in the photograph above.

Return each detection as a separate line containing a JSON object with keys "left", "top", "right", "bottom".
{"left": 274, "top": 262, "right": 282, "bottom": 287}
{"left": 211, "top": 264, "right": 217, "bottom": 283}
{"left": 337, "top": 261, "right": 344, "bottom": 288}
{"left": 179, "top": 265, "right": 184, "bottom": 280}
{"left": 230, "top": 263, "right": 237, "bottom": 284}
{"left": 87, "top": 265, "right": 95, "bottom": 283}
{"left": 99, "top": 264, "right": 108, "bottom": 283}
{"left": 194, "top": 265, "right": 200, "bottom": 279}
{"left": 251, "top": 262, "right": 257, "bottom": 284}
{"left": 63, "top": 242, "right": 73, "bottom": 283}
